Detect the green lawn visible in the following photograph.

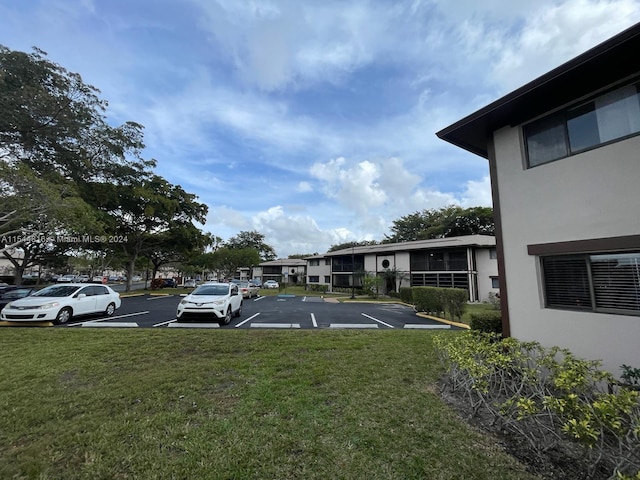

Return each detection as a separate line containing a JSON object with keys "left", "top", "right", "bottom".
{"left": 0, "top": 329, "right": 536, "bottom": 479}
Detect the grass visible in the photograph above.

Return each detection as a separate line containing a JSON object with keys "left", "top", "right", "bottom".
{"left": 0, "top": 329, "right": 537, "bottom": 479}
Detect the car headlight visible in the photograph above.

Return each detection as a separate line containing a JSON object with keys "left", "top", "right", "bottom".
{"left": 37, "top": 302, "right": 60, "bottom": 310}
{"left": 180, "top": 299, "right": 189, "bottom": 305}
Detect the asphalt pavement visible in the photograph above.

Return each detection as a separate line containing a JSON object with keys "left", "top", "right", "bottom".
{"left": 53, "top": 293, "right": 465, "bottom": 330}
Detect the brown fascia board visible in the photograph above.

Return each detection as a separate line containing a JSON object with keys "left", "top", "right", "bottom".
{"left": 436, "top": 22, "right": 640, "bottom": 158}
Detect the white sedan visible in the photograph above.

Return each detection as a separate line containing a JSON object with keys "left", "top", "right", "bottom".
{"left": 263, "top": 280, "right": 280, "bottom": 289}
{"left": 0, "top": 283, "right": 121, "bottom": 324}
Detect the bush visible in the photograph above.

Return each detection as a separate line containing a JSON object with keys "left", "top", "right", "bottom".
{"left": 470, "top": 310, "right": 502, "bottom": 334}
{"left": 399, "top": 287, "right": 413, "bottom": 304}
{"left": 150, "top": 278, "right": 164, "bottom": 290}
{"left": 433, "top": 332, "right": 640, "bottom": 479}
{"left": 441, "top": 288, "right": 467, "bottom": 321}
{"left": 412, "top": 287, "right": 444, "bottom": 315}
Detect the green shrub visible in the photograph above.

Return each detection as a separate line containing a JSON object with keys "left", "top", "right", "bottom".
{"left": 470, "top": 310, "right": 502, "bottom": 334}
{"left": 441, "top": 288, "right": 468, "bottom": 321}
{"left": 150, "top": 278, "right": 164, "bottom": 290}
{"left": 412, "top": 287, "right": 444, "bottom": 315}
{"left": 399, "top": 287, "right": 413, "bottom": 304}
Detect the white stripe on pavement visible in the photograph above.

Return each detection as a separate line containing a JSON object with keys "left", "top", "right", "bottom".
{"left": 251, "top": 323, "right": 300, "bottom": 328}
{"left": 361, "top": 313, "right": 394, "bottom": 328}
{"left": 330, "top": 323, "right": 378, "bottom": 329}
{"left": 235, "top": 313, "right": 260, "bottom": 328}
{"left": 311, "top": 313, "right": 317, "bottom": 328}
{"left": 168, "top": 323, "right": 220, "bottom": 328}
{"left": 81, "top": 322, "right": 139, "bottom": 328}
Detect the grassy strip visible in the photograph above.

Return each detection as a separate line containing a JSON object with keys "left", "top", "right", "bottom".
{"left": 0, "top": 330, "right": 536, "bottom": 479}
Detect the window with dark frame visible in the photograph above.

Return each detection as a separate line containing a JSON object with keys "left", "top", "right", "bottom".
{"left": 541, "top": 252, "right": 640, "bottom": 315}
{"left": 524, "top": 81, "right": 640, "bottom": 167}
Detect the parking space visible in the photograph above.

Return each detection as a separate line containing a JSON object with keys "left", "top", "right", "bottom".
{"left": 36, "top": 293, "right": 463, "bottom": 330}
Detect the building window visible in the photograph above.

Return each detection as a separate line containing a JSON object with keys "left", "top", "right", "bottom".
{"left": 541, "top": 252, "right": 640, "bottom": 315}
{"left": 309, "top": 259, "right": 320, "bottom": 266}
{"left": 325, "top": 259, "right": 331, "bottom": 265}
{"left": 410, "top": 249, "right": 468, "bottom": 271}
{"left": 525, "top": 81, "right": 640, "bottom": 167}
{"left": 381, "top": 259, "right": 390, "bottom": 268}
{"left": 491, "top": 277, "right": 500, "bottom": 289}
{"left": 308, "top": 276, "right": 319, "bottom": 283}
{"left": 324, "top": 276, "right": 330, "bottom": 283}
{"left": 489, "top": 248, "right": 497, "bottom": 259}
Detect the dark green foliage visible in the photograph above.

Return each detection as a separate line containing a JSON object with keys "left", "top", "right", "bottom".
{"left": 412, "top": 287, "right": 444, "bottom": 315}
{"left": 469, "top": 310, "right": 503, "bottom": 334}
{"left": 399, "top": 287, "right": 413, "bottom": 304}
{"left": 384, "top": 205, "right": 494, "bottom": 243}
{"left": 411, "top": 286, "right": 468, "bottom": 320}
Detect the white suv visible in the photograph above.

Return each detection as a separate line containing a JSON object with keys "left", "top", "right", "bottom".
{"left": 176, "top": 282, "right": 242, "bottom": 325}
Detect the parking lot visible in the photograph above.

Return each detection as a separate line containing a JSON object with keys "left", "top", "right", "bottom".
{"left": 44, "top": 294, "right": 463, "bottom": 330}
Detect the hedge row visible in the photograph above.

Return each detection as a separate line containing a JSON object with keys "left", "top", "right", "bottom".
{"left": 469, "top": 310, "right": 502, "bottom": 334}
{"left": 411, "top": 286, "right": 467, "bottom": 321}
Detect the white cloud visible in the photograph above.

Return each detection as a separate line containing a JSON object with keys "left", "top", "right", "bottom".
{"left": 296, "top": 181, "right": 313, "bottom": 193}
{"left": 488, "top": 0, "right": 640, "bottom": 92}
{"left": 460, "top": 175, "right": 493, "bottom": 207}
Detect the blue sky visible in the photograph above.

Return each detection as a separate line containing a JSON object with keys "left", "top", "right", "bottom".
{"left": 2, "top": 0, "right": 639, "bottom": 257}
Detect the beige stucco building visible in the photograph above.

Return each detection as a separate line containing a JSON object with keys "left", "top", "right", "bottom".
{"left": 438, "top": 23, "right": 640, "bottom": 373}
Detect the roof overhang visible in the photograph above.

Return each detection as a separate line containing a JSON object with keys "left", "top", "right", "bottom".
{"left": 436, "top": 23, "right": 640, "bottom": 158}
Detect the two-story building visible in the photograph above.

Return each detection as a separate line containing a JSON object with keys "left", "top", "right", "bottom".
{"left": 314, "top": 235, "right": 498, "bottom": 302}
{"left": 437, "top": 23, "right": 640, "bottom": 373}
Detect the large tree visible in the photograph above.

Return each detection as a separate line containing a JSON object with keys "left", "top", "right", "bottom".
{"left": 204, "top": 247, "right": 261, "bottom": 281}
{"left": 83, "top": 175, "right": 208, "bottom": 291}
{"left": 0, "top": 45, "right": 153, "bottom": 272}
{"left": 384, "top": 205, "right": 494, "bottom": 243}
{"left": 225, "top": 230, "right": 276, "bottom": 261}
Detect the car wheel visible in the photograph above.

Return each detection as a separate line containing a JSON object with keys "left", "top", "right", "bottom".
{"left": 220, "top": 306, "right": 232, "bottom": 326}
{"left": 235, "top": 302, "right": 243, "bottom": 317}
{"left": 54, "top": 307, "right": 72, "bottom": 325}
{"left": 105, "top": 302, "right": 116, "bottom": 316}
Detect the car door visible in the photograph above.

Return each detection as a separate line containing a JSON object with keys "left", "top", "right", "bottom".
{"left": 91, "top": 285, "right": 112, "bottom": 313}
{"left": 73, "top": 286, "right": 98, "bottom": 315}
{"left": 229, "top": 284, "right": 241, "bottom": 311}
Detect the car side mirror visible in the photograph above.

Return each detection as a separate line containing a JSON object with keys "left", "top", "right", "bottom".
{"left": 76, "top": 293, "right": 86, "bottom": 299}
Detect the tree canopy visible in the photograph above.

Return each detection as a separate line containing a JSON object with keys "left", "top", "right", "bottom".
{"left": 384, "top": 205, "right": 494, "bottom": 243}
{"left": 225, "top": 230, "right": 276, "bottom": 261}
{"left": 0, "top": 45, "right": 207, "bottom": 287}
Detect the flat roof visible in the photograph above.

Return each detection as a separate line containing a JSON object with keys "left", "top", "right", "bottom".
{"left": 436, "top": 22, "right": 640, "bottom": 158}
{"left": 323, "top": 235, "right": 495, "bottom": 257}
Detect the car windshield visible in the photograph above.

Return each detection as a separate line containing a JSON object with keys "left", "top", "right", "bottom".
{"left": 193, "top": 285, "right": 228, "bottom": 296}
{"left": 33, "top": 285, "right": 80, "bottom": 297}
{"left": 0, "top": 288, "right": 33, "bottom": 299}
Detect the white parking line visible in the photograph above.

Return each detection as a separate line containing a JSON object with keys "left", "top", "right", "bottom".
{"left": 253, "top": 296, "right": 266, "bottom": 302}
{"left": 251, "top": 323, "right": 300, "bottom": 328}
{"left": 235, "top": 313, "right": 260, "bottom": 328}
{"left": 311, "top": 313, "right": 317, "bottom": 328}
{"left": 330, "top": 323, "right": 378, "bottom": 329}
{"left": 154, "top": 319, "right": 177, "bottom": 327}
{"left": 168, "top": 323, "right": 220, "bottom": 328}
{"left": 147, "top": 295, "right": 175, "bottom": 300}
{"left": 81, "top": 322, "right": 138, "bottom": 328}
{"left": 69, "top": 311, "right": 150, "bottom": 327}
{"left": 361, "top": 313, "right": 394, "bottom": 328}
